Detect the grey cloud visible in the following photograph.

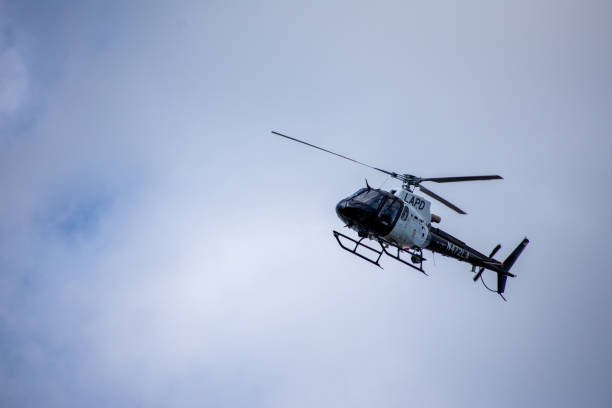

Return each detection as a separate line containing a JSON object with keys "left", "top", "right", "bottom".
{"left": 0, "top": 1, "right": 611, "bottom": 407}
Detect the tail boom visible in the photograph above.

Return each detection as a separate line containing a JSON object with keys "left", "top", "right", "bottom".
{"left": 426, "top": 228, "right": 529, "bottom": 296}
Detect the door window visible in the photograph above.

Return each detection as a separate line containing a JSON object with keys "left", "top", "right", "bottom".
{"left": 378, "top": 199, "right": 402, "bottom": 226}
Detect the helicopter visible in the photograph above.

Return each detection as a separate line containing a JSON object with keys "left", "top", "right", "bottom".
{"left": 272, "top": 131, "right": 529, "bottom": 300}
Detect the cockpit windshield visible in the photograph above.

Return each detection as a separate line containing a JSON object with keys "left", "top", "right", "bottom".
{"left": 353, "top": 190, "right": 386, "bottom": 209}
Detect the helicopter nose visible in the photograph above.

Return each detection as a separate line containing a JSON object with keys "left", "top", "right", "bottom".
{"left": 335, "top": 199, "right": 349, "bottom": 220}
{"left": 336, "top": 198, "right": 374, "bottom": 225}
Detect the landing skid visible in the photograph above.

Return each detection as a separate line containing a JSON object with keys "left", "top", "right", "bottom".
{"left": 333, "top": 230, "right": 384, "bottom": 267}
{"left": 333, "top": 230, "right": 426, "bottom": 275}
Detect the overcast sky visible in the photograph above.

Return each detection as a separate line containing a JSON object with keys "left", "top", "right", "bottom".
{"left": 1, "top": 1, "right": 611, "bottom": 407}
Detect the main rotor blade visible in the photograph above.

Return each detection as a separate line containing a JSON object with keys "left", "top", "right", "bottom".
{"left": 420, "top": 175, "right": 503, "bottom": 183}
{"left": 271, "top": 131, "right": 396, "bottom": 177}
{"left": 418, "top": 185, "right": 467, "bottom": 214}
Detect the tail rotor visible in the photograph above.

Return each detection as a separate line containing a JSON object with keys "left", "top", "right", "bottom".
{"left": 473, "top": 244, "right": 501, "bottom": 281}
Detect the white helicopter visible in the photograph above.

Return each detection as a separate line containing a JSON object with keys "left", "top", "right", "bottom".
{"left": 273, "top": 131, "right": 529, "bottom": 300}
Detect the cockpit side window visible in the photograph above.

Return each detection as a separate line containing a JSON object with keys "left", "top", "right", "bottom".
{"left": 378, "top": 198, "right": 403, "bottom": 226}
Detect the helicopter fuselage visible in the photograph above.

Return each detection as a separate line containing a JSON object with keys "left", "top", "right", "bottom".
{"left": 336, "top": 187, "right": 508, "bottom": 273}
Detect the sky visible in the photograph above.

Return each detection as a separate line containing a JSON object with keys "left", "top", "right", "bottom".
{"left": 1, "top": 1, "right": 611, "bottom": 407}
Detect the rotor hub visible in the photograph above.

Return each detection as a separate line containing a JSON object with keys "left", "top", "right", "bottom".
{"left": 396, "top": 174, "right": 421, "bottom": 191}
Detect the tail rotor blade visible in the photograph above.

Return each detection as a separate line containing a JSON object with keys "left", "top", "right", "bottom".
{"left": 488, "top": 244, "right": 502, "bottom": 259}
{"left": 473, "top": 244, "right": 501, "bottom": 281}
{"left": 473, "top": 267, "right": 485, "bottom": 281}
{"left": 418, "top": 185, "right": 466, "bottom": 214}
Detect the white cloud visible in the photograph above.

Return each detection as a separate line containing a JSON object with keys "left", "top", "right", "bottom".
{"left": 0, "top": 38, "right": 27, "bottom": 115}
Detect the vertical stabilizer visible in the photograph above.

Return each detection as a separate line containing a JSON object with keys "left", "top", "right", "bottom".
{"left": 497, "top": 238, "right": 530, "bottom": 294}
